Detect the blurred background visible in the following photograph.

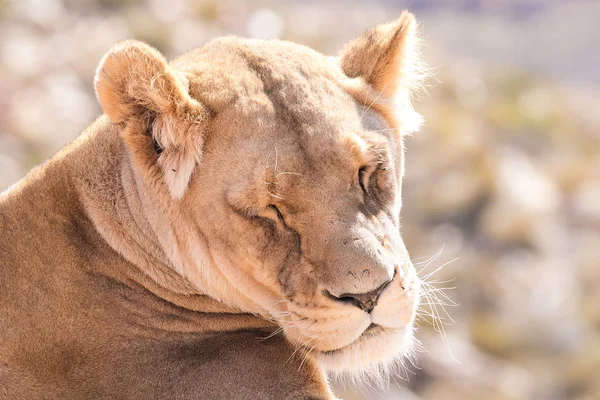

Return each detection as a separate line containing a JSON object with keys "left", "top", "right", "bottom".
{"left": 1, "top": 0, "right": 599, "bottom": 399}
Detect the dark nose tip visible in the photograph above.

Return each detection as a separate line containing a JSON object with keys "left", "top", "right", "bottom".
{"left": 325, "top": 279, "right": 393, "bottom": 314}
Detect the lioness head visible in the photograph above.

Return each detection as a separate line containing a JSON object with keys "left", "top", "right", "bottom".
{"left": 94, "top": 11, "right": 425, "bottom": 372}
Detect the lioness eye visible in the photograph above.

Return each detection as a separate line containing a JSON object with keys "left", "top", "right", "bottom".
{"left": 358, "top": 166, "right": 369, "bottom": 194}
{"left": 268, "top": 204, "right": 285, "bottom": 223}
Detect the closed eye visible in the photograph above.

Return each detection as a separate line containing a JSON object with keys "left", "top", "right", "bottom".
{"left": 358, "top": 165, "right": 371, "bottom": 195}
{"left": 268, "top": 204, "right": 285, "bottom": 223}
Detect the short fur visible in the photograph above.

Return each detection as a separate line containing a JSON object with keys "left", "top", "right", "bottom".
{"left": 0, "top": 12, "right": 425, "bottom": 399}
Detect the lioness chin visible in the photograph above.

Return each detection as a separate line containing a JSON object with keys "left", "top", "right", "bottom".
{"left": 0, "top": 11, "right": 426, "bottom": 400}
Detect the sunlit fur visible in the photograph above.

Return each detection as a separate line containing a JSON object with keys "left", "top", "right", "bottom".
{"left": 94, "top": 12, "right": 430, "bottom": 374}
{"left": 0, "top": 11, "right": 436, "bottom": 400}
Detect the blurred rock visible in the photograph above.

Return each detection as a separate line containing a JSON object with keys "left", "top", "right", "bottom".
{"left": 480, "top": 147, "right": 560, "bottom": 245}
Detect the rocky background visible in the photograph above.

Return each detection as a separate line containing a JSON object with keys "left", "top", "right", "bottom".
{"left": 1, "top": 1, "right": 599, "bottom": 399}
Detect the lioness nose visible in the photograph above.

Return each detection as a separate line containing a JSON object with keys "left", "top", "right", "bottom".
{"left": 325, "top": 279, "right": 392, "bottom": 314}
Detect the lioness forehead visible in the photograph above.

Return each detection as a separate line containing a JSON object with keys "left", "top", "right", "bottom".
{"left": 173, "top": 38, "right": 394, "bottom": 174}
{"left": 174, "top": 37, "right": 381, "bottom": 131}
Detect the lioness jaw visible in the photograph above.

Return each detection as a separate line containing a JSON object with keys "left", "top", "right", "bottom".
{"left": 0, "top": 11, "right": 426, "bottom": 400}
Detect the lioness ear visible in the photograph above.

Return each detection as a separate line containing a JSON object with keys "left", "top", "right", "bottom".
{"left": 339, "top": 11, "right": 426, "bottom": 130}
{"left": 95, "top": 40, "right": 209, "bottom": 199}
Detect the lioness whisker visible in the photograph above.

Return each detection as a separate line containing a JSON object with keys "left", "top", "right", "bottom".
{"left": 420, "top": 283, "right": 458, "bottom": 305}
{"left": 415, "top": 244, "right": 445, "bottom": 272}
{"left": 298, "top": 342, "right": 317, "bottom": 372}
{"left": 420, "top": 257, "right": 459, "bottom": 282}
{"left": 419, "top": 288, "right": 458, "bottom": 362}
{"left": 419, "top": 300, "right": 459, "bottom": 307}
{"left": 257, "top": 327, "right": 286, "bottom": 341}
{"left": 369, "top": 127, "right": 399, "bottom": 134}
{"left": 421, "top": 285, "right": 458, "bottom": 294}
{"left": 422, "top": 277, "right": 456, "bottom": 285}
{"left": 275, "top": 171, "right": 303, "bottom": 177}
{"left": 420, "top": 287, "right": 457, "bottom": 321}
{"left": 411, "top": 243, "right": 460, "bottom": 364}
{"left": 359, "top": 81, "right": 387, "bottom": 124}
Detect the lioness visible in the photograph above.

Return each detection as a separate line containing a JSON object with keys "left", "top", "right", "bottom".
{"left": 0, "top": 11, "right": 426, "bottom": 400}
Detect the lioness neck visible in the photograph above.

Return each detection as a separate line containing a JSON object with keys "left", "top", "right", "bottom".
{"left": 3, "top": 116, "right": 269, "bottom": 323}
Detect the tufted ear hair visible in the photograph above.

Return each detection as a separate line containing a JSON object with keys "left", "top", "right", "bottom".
{"left": 95, "top": 40, "right": 210, "bottom": 199}
{"left": 339, "top": 11, "right": 427, "bottom": 132}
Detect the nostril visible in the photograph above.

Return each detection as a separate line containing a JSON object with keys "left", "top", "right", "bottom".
{"left": 328, "top": 293, "right": 361, "bottom": 307}
{"left": 323, "top": 278, "right": 393, "bottom": 314}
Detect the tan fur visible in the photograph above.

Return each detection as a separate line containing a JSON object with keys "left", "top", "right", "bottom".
{"left": 0, "top": 12, "right": 425, "bottom": 399}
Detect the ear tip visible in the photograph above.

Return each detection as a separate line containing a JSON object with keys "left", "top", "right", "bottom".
{"left": 106, "top": 39, "right": 157, "bottom": 56}
{"left": 94, "top": 39, "right": 170, "bottom": 123}
{"left": 97, "top": 39, "right": 164, "bottom": 73}
{"left": 374, "top": 11, "right": 417, "bottom": 40}
{"left": 94, "top": 39, "right": 150, "bottom": 87}
{"left": 399, "top": 10, "right": 416, "bottom": 20}
{"left": 398, "top": 10, "right": 417, "bottom": 31}
{"left": 98, "top": 39, "right": 164, "bottom": 68}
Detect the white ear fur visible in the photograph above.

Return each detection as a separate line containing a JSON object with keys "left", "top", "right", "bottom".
{"left": 152, "top": 113, "right": 203, "bottom": 199}
{"left": 158, "top": 148, "right": 199, "bottom": 199}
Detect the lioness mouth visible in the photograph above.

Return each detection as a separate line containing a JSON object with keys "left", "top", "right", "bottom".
{"left": 321, "top": 323, "right": 384, "bottom": 355}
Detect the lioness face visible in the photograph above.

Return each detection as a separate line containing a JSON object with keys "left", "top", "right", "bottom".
{"left": 95, "top": 12, "right": 424, "bottom": 372}
{"left": 202, "top": 85, "right": 422, "bottom": 372}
